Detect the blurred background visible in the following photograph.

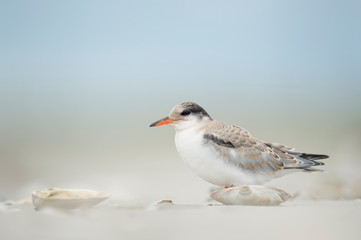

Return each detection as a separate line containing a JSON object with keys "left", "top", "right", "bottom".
{"left": 1, "top": 0, "right": 360, "bottom": 203}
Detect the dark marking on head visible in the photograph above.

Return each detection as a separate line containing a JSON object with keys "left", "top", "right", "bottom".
{"left": 204, "top": 134, "right": 235, "bottom": 148}
{"left": 180, "top": 109, "right": 191, "bottom": 116}
{"left": 180, "top": 102, "right": 213, "bottom": 120}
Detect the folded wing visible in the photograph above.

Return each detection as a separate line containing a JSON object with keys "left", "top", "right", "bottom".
{"left": 203, "top": 121, "right": 327, "bottom": 175}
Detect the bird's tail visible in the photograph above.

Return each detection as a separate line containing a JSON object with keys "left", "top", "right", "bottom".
{"left": 285, "top": 152, "right": 329, "bottom": 171}
{"left": 264, "top": 142, "right": 329, "bottom": 171}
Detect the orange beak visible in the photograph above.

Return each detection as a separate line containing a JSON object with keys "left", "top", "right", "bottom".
{"left": 149, "top": 116, "right": 175, "bottom": 127}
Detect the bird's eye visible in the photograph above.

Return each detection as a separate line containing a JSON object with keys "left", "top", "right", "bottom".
{"left": 181, "top": 110, "right": 191, "bottom": 116}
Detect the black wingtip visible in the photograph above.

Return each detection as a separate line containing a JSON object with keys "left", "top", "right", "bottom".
{"left": 298, "top": 153, "right": 329, "bottom": 160}
{"left": 303, "top": 168, "right": 325, "bottom": 172}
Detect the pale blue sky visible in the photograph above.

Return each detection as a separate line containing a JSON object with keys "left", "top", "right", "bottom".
{"left": 0, "top": 0, "right": 360, "bottom": 127}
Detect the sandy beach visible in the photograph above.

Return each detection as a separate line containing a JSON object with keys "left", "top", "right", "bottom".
{"left": 1, "top": 150, "right": 361, "bottom": 240}
{"left": 1, "top": 198, "right": 361, "bottom": 240}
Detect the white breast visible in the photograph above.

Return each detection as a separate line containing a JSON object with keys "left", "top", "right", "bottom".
{"left": 174, "top": 127, "right": 264, "bottom": 186}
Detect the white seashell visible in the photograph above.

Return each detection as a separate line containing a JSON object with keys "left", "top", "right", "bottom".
{"left": 32, "top": 188, "right": 110, "bottom": 210}
{"left": 210, "top": 185, "right": 291, "bottom": 206}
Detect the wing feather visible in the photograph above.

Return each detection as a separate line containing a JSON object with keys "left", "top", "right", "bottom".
{"left": 203, "top": 121, "right": 284, "bottom": 176}
{"left": 203, "top": 121, "right": 327, "bottom": 173}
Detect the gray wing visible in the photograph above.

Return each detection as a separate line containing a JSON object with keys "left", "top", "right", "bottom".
{"left": 204, "top": 121, "right": 327, "bottom": 174}
{"left": 203, "top": 121, "right": 284, "bottom": 175}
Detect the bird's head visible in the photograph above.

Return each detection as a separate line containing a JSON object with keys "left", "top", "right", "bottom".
{"left": 149, "top": 102, "right": 213, "bottom": 130}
